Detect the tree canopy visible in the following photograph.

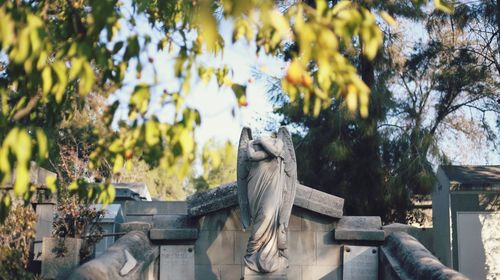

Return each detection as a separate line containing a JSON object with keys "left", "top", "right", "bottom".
{"left": 0, "top": 0, "right": 454, "bottom": 221}
{"left": 272, "top": 0, "right": 499, "bottom": 223}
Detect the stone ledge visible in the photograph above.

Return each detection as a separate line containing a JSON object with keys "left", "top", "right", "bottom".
{"left": 334, "top": 229, "right": 385, "bottom": 241}
{"left": 187, "top": 182, "right": 344, "bottom": 219}
{"left": 380, "top": 232, "right": 468, "bottom": 280}
{"left": 150, "top": 228, "right": 199, "bottom": 241}
{"left": 119, "top": 221, "right": 152, "bottom": 233}
{"left": 153, "top": 214, "right": 197, "bottom": 228}
{"left": 334, "top": 216, "right": 385, "bottom": 241}
{"left": 125, "top": 201, "right": 187, "bottom": 215}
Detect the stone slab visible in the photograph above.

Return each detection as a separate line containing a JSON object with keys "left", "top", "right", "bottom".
{"left": 335, "top": 216, "right": 385, "bottom": 241}
{"left": 34, "top": 204, "right": 55, "bottom": 261}
{"left": 342, "top": 245, "right": 378, "bottom": 280}
{"left": 150, "top": 228, "right": 199, "bottom": 241}
{"left": 41, "top": 237, "right": 82, "bottom": 280}
{"left": 335, "top": 229, "right": 385, "bottom": 241}
{"left": 125, "top": 201, "right": 187, "bottom": 215}
{"left": 159, "top": 245, "right": 195, "bottom": 280}
{"left": 302, "top": 265, "right": 341, "bottom": 280}
{"left": 153, "top": 214, "right": 197, "bottom": 228}
{"left": 187, "top": 182, "right": 344, "bottom": 219}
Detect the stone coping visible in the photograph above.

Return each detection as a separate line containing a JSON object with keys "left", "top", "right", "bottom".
{"left": 334, "top": 216, "right": 385, "bottom": 241}
{"left": 380, "top": 232, "right": 469, "bottom": 280}
{"left": 187, "top": 182, "right": 344, "bottom": 219}
{"left": 150, "top": 228, "right": 199, "bottom": 241}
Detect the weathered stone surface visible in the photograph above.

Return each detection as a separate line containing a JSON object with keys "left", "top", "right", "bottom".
{"left": 342, "top": 245, "right": 378, "bottom": 280}
{"left": 335, "top": 216, "right": 385, "bottom": 241}
{"left": 150, "top": 228, "right": 198, "bottom": 240}
{"left": 316, "top": 232, "right": 341, "bottom": 266}
{"left": 234, "top": 231, "right": 251, "bottom": 265}
{"left": 125, "top": 201, "right": 187, "bottom": 215}
{"left": 159, "top": 245, "right": 195, "bottom": 280}
{"left": 300, "top": 208, "right": 338, "bottom": 232}
{"left": 125, "top": 215, "right": 153, "bottom": 223}
{"left": 187, "top": 182, "right": 239, "bottom": 216}
{"left": 41, "top": 237, "right": 82, "bottom": 280}
{"left": 286, "top": 266, "right": 302, "bottom": 280}
{"left": 288, "top": 231, "right": 316, "bottom": 265}
{"left": 69, "top": 231, "right": 158, "bottom": 280}
{"left": 153, "top": 214, "right": 196, "bottom": 228}
{"left": 335, "top": 229, "right": 385, "bottom": 241}
{"left": 299, "top": 184, "right": 344, "bottom": 218}
{"left": 198, "top": 207, "right": 242, "bottom": 231}
{"left": 219, "top": 265, "right": 243, "bottom": 280}
{"left": 187, "top": 182, "right": 344, "bottom": 219}
{"left": 380, "top": 232, "right": 469, "bottom": 280}
{"left": 244, "top": 266, "right": 287, "bottom": 279}
{"left": 195, "top": 230, "right": 234, "bottom": 265}
{"left": 302, "top": 265, "right": 341, "bottom": 280}
{"left": 34, "top": 204, "right": 55, "bottom": 261}
{"left": 382, "top": 223, "right": 413, "bottom": 235}
{"left": 119, "top": 221, "right": 152, "bottom": 233}
{"left": 194, "top": 265, "right": 218, "bottom": 280}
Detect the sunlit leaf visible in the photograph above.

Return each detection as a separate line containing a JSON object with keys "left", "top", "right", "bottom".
{"left": 434, "top": 0, "right": 455, "bottom": 13}
{"left": 35, "top": 128, "right": 48, "bottom": 160}
{"left": 45, "top": 175, "right": 57, "bottom": 193}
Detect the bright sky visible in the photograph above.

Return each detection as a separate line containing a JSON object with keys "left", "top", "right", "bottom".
{"left": 109, "top": 6, "right": 286, "bottom": 148}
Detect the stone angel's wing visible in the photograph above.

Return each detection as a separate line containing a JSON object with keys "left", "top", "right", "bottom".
{"left": 237, "top": 127, "right": 252, "bottom": 230}
{"left": 278, "top": 126, "right": 297, "bottom": 228}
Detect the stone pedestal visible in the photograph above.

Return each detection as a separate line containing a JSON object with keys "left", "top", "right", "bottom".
{"left": 243, "top": 267, "right": 288, "bottom": 280}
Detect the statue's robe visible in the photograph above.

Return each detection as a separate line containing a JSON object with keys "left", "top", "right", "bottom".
{"left": 244, "top": 140, "right": 287, "bottom": 272}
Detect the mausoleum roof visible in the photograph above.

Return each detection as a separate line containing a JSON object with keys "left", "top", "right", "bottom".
{"left": 439, "top": 165, "right": 500, "bottom": 190}
{"left": 187, "top": 182, "right": 344, "bottom": 218}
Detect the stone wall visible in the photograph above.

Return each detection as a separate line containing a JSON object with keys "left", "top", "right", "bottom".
{"left": 194, "top": 206, "right": 342, "bottom": 280}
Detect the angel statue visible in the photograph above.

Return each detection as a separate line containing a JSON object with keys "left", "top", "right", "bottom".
{"left": 237, "top": 126, "right": 297, "bottom": 273}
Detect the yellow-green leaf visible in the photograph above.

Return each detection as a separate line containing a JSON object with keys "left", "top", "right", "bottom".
{"left": 0, "top": 7, "right": 14, "bottom": 51}
{"left": 179, "top": 129, "right": 194, "bottom": 155}
{"left": 13, "top": 165, "right": 29, "bottom": 196}
{"left": 15, "top": 130, "right": 32, "bottom": 162}
{"left": 52, "top": 61, "right": 67, "bottom": 103}
{"left": 434, "top": 0, "right": 454, "bottom": 13}
{"left": 45, "top": 175, "right": 57, "bottom": 193}
{"left": 380, "top": 11, "right": 397, "bottom": 27}
{"left": 69, "top": 57, "right": 84, "bottom": 80}
{"left": 145, "top": 121, "right": 160, "bottom": 146}
{"left": 113, "top": 154, "right": 124, "bottom": 173}
{"left": 79, "top": 61, "right": 94, "bottom": 95}
{"left": 12, "top": 28, "right": 30, "bottom": 64}
{"left": 36, "top": 128, "right": 48, "bottom": 159}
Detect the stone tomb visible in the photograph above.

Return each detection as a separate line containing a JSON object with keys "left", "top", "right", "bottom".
{"left": 121, "top": 182, "right": 391, "bottom": 279}
{"left": 68, "top": 179, "right": 470, "bottom": 280}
